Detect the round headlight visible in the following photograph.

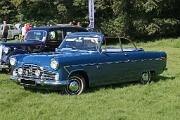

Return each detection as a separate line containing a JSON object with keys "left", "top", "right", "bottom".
{"left": 10, "top": 58, "right": 17, "bottom": 66}
{"left": 18, "top": 68, "right": 23, "bottom": 75}
{"left": 50, "top": 59, "right": 59, "bottom": 70}
{"left": 35, "top": 69, "right": 41, "bottom": 77}
{"left": 3, "top": 47, "right": 10, "bottom": 54}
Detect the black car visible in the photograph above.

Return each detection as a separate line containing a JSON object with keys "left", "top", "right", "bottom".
{"left": 0, "top": 25, "right": 88, "bottom": 70}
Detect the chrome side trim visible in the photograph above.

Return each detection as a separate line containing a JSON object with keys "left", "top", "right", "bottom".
{"left": 64, "top": 57, "right": 166, "bottom": 68}
{"left": 64, "top": 66, "right": 70, "bottom": 74}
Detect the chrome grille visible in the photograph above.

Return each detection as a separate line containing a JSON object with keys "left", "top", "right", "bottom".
{"left": 22, "top": 64, "right": 40, "bottom": 79}
{"left": 21, "top": 64, "right": 56, "bottom": 81}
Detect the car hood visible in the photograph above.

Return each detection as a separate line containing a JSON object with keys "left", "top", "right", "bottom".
{"left": 17, "top": 51, "right": 98, "bottom": 67}
{"left": 0, "top": 41, "right": 43, "bottom": 47}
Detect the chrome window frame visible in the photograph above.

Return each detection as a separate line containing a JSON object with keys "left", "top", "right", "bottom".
{"left": 25, "top": 30, "right": 47, "bottom": 42}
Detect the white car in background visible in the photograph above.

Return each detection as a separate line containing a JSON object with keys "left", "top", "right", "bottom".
{"left": 0, "top": 24, "right": 21, "bottom": 40}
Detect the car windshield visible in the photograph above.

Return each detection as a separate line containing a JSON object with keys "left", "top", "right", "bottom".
{"left": 59, "top": 36, "right": 99, "bottom": 51}
{"left": 25, "top": 30, "right": 47, "bottom": 41}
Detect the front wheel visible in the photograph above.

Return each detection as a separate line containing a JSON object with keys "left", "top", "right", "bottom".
{"left": 65, "top": 75, "right": 86, "bottom": 95}
{"left": 140, "top": 71, "right": 151, "bottom": 84}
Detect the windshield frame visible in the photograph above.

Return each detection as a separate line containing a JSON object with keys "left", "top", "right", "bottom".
{"left": 58, "top": 35, "right": 101, "bottom": 52}
{"left": 24, "top": 30, "right": 47, "bottom": 42}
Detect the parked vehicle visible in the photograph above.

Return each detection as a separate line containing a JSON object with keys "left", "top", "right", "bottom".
{"left": 0, "top": 24, "right": 20, "bottom": 40}
{"left": 10, "top": 32, "right": 167, "bottom": 95}
{"left": 0, "top": 25, "right": 88, "bottom": 71}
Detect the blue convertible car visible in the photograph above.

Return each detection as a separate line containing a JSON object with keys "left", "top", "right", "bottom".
{"left": 10, "top": 32, "right": 167, "bottom": 95}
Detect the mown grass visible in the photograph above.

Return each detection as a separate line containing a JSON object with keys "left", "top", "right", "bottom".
{"left": 8, "top": 39, "right": 18, "bottom": 43}
{"left": 1, "top": 38, "right": 180, "bottom": 120}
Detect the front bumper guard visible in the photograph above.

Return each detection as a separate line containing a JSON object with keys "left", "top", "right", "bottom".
{"left": 0, "top": 64, "right": 9, "bottom": 69}
{"left": 11, "top": 76, "right": 68, "bottom": 87}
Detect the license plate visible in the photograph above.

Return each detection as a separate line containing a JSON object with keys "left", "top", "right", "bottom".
{"left": 21, "top": 79, "right": 36, "bottom": 86}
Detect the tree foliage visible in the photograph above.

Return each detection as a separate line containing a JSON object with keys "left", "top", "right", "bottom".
{"left": 1, "top": 0, "right": 180, "bottom": 38}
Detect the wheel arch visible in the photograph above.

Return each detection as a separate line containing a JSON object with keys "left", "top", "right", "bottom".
{"left": 13, "top": 35, "right": 19, "bottom": 40}
{"left": 141, "top": 70, "right": 156, "bottom": 75}
{"left": 150, "top": 70, "right": 156, "bottom": 80}
{"left": 68, "top": 70, "right": 89, "bottom": 88}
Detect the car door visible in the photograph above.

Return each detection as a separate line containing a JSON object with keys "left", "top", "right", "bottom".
{"left": 90, "top": 37, "right": 142, "bottom": 86}
{"left": 11, "top": 25, "right": 19, "bottom": 37}
{"left": 121, "top": 51, "right": 144, "bottom": 81}
{"left": 88, "top": 50, "right": 131, "bottom": 86}
{"left": 45, "top": 30, "right": 63, "bottom": 51}
{"left": 7, "top": 25, "right": 12, "bottom": 39}
{"left": 120, "top": 38, "right": 145, "bottom": 81}
{"left": 98, "top": 51, "right": 131, "bottom": 85}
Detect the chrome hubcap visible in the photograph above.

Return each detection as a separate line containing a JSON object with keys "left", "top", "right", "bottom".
{"left": 142, "top": 72, "right": 149, "bottom": 81}
{"left": 69, "top": 80, "right": 79, "bottom": 92}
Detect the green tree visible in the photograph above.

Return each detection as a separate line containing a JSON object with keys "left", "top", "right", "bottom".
{"left": 0, "top": 0, "right": 17, "bottom": 23}
{"left": 102, "top": 0, "right": 180, "bottom": 38}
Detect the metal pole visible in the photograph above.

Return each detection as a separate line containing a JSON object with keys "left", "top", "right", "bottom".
{"left": 89, "top": 0, "right": 94, "bottom": 31}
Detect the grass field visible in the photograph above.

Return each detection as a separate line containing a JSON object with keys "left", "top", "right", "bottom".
{"left": 0, "top": 38, "right": 180, "bottom": 120}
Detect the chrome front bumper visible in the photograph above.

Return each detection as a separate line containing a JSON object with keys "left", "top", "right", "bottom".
{"left": 0, "top": 65, "right": 9, "bottom": 69}
{"left": 11, "top": 76, "right": 68, "bottom": 87}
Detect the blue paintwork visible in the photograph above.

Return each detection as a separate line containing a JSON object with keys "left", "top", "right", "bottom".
{"left": 0, "top": 41, "right": 43, "bottom": 47}
{"left": 11, "top": 32, "right": 167, "bottom": 89}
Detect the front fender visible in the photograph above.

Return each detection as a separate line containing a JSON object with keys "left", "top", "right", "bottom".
{"left": 3, "top": 49, "right": 28, "bottom": 64}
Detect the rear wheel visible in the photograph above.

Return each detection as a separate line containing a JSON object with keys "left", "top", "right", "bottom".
{"left": 65, "top": 75, "right": 86, "bottom": 95}
{"left": 14, "top": 35, "right": 19, "bottom": 40}
{"left": 140, "top": 71, "right": 151, "bottom": 84}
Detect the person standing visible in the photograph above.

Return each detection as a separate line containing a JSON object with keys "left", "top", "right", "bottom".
{"left": 2, "top": 21, "right": 9, "bottom": 42}
{"left": 77, "top": 22, "right": 81, "bottom": 26}
{"left": 21, "top": 24, "right": 26, "bottom": 42}
{"left": 21, "top": 23, "right": 31, "bottom": 42}
{"left": 25, "top": 23, "right": 31, "bottom": 34}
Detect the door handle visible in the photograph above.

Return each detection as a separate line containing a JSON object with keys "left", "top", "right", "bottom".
{"left": 124, "top": 53, "right": 128, "bottom": 56}
{"left": 96, "top": 65, "right": 100, "bottom": 69}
